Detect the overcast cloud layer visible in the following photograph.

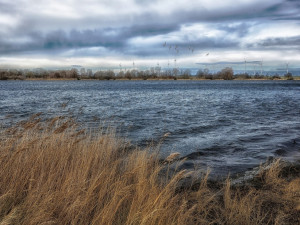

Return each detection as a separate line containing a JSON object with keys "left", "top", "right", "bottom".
{"left": 0, "top": 0, "right": 299, "bottom": 70}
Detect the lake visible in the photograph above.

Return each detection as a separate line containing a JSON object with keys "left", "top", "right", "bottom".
{"left": 1, "top": 80, "right": 300, "bottom": 176}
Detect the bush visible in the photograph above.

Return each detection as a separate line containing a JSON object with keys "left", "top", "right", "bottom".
{"left": 196, "top": 69, "right": 205, "bottom": 79}
{"left": 271, "top": 74, "right": 281, "bottom": 80}
{"left": 179, "top": 69, "right": 191, "bottom": 79}
{"left": 284, "top": 72, "right": 293, "bottom": 80}
{"left": 220, "top": 67, "right": 234, "bottom": 80}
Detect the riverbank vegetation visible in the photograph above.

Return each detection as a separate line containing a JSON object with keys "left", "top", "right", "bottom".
{"left": 0, "top": 67, "right": 297, "bottom": 81}
{"left": 0, "top": 115, "right": 299, "bottom": 224}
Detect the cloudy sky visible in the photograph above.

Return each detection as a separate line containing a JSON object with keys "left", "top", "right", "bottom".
{"left": 0, "top": 0, "right": 299, "bottom": 72}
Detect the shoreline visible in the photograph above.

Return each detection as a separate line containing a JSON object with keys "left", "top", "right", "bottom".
{"left": 1, "top": 77, "right": 300, "bottom": 81}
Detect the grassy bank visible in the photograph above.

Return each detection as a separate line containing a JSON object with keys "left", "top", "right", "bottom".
{"left": 0, "top": 115, "right": 299, "bottom": 224}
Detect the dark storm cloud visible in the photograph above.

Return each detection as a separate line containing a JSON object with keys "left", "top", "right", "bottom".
{"left": 0, "top": 30, "right": 121, "bottom": 55}
{"left": 0, "top": 22, "right": 180, "bottom": 56}
{"left": 262, "top": 0, "right": 300, "bottom": 20}
{"left": 258, "top": 36, "right": 300, "bottom": 47}
{"left": 0, "top": 2, "right": 15, "bottom": 13}
{"left": 43, "top": 29, "right": 125, "bottom": 50}
{"left": 165, "top": 0, "right": 299, "bottom": 23}
{"left": 123, "top": 23, "right": 180, "bottom": 38}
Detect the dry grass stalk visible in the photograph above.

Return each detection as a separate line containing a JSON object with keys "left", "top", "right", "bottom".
{"left": 0, "top": 116, "right": 299, "bottom": 224}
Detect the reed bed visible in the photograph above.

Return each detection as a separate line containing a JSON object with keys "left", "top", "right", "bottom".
{"left": 0, "top": 115, "right": 299, "bottom": 225}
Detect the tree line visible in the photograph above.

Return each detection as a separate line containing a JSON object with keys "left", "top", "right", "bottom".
{"left": 0, "top": 67, "right": 294, "bottom": 80}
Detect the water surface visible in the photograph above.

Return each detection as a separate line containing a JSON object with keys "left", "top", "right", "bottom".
{"left": 1, "top": 80, "right": 300, "bottom": 176}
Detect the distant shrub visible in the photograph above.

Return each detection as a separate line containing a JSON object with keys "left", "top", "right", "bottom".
{"left": 234, "top": 73, "right": 251, "bottom": 79}
{"left": 271, "top": 74, "right": 281, "bottom": 80}
{"left": 196, "top": 69, "right": 205, "bottom": 79}
{"left": 179, "top": 69, "right": 191, "bottom": 79}
{"left": 125, "top": 71, "right": 132, "bottom": 80}
{"left": 284, "top": 72, "right": 293, "bottom": 80}
{"left": 254, "top": 74, "right": 265, "bottom": 79}
{"left": 205, "top": 74, "right": 214, "bottom": 80}
{"left": 0, "top": 70, "right": 8, "bottom": 80}
{"left": 220, "top": 67, "right": 234, "bottom": 80}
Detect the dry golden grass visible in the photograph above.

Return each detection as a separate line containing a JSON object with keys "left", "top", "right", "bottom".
{"left": 0, "top": 115, "right": 299, "bottom": 225}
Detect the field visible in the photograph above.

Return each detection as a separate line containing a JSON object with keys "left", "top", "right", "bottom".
{"left": 0, "top": 115, "right": 300, "bottom": 224}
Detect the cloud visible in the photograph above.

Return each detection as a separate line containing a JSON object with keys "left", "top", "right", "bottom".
{"left": 0, "top": 0, "right": 299, "bottom": 68}
{"left": 0, "top": 23, "right": 181, "bottom": 56}
{"left": 263, "top": 0, "right": 300, "bottom": 20}
{"left": 217, "top": 23, "right": 252, "bottom": 38}
{"left": 257, "top": 36, "right": 300, "bottom": 47}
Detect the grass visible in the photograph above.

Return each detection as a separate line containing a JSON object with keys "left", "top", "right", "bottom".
{"left": 0, "top": 115, "right": 299, "bottom": 224}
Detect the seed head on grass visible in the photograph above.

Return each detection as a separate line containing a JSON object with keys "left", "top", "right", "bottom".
{"left": 165, "top": 152, "right": 181, "bottom": 164}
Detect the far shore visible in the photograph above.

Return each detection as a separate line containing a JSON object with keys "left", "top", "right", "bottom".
{"left": 1, "top": 67, "right": 298, "bottom": 81}
{"left": 2, "top": 76, "right": 300, "bottom": 81}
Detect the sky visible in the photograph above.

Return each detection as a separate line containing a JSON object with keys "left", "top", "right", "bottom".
{"left": 0, "top": 0, "right": 300, "bottom": 73}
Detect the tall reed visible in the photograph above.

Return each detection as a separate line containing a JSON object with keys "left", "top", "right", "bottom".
{"left": 0, "top": 115, "right": 299, "bottom": 224}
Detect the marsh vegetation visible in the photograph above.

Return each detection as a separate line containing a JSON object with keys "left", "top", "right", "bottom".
{"left": 0, "top": 115, "right": 299, "bottom": 224}
{"left": 0, "top": 67, "right": 296, "bottom": 81}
